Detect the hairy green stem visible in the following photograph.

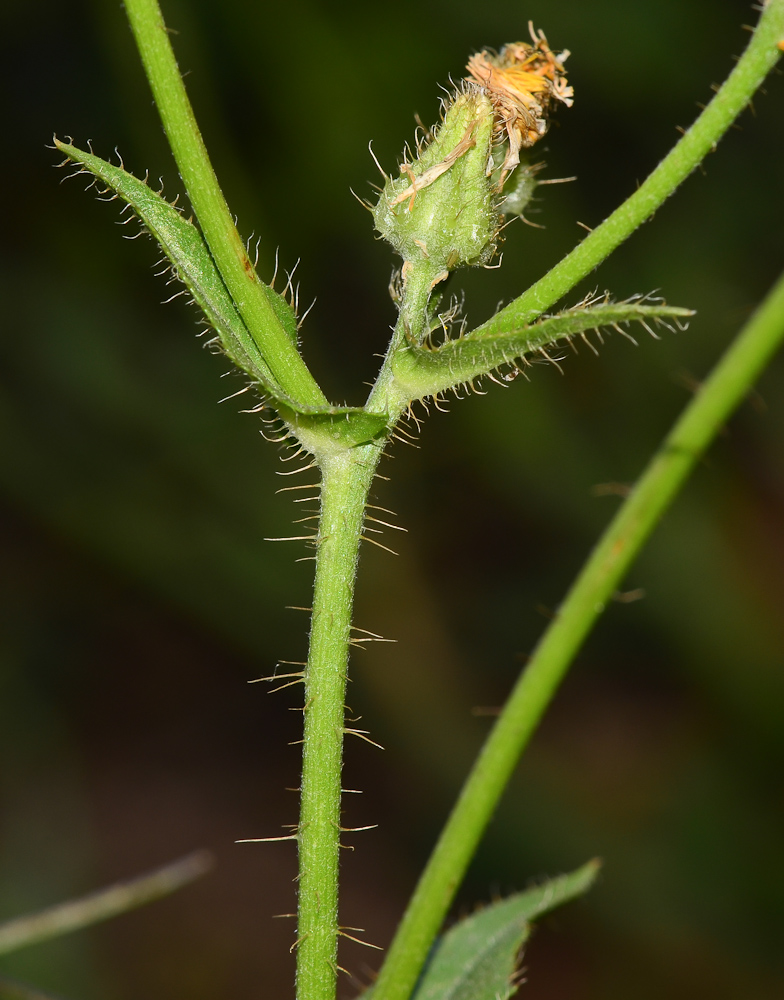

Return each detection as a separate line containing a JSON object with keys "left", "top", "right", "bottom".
{"left": 471, "top": 0, "right": 784, "bottom": 337}
{"left": 296, "top": 446, "right": 381, "bottom": 1000}
{"left": 368, "top": 261, "right": 442, "bottom": 416}
{"left": 371, "top": 266, "right": 784, "bottom": 1000}
{"left": 296, "top": 256, "right": 439, "bottom": 997}
{"left": 123, "top": 0, "right": 327, "bottom": 406}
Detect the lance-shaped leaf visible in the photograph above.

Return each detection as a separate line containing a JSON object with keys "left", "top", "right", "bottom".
{"left": 54, "top": 141, "right": 389, "bottom": 449}
{"left": 391, "top": 298, "right": 694, "bottom": 401}
{"left": 362, "top": 860, "right": 599, "bottom": 1000}
{"left": 56, "top": 140, "right": 288, "bottom": 389}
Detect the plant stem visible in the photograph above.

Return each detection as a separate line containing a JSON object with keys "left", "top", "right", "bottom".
{"left": 0, "top": 852, "right": 211, "bottom": 956}
{"left": 123, "top": 0, "right": 327, "bottom": 407}
{"left": 371, "top": 267, "right": 784, "bottom": 1000}
{"left": 296, "top": 445, "right": 381, "bottom": 1000}
{"left": 367, "top": 259, "right": 442, "bottom": 416}
{"left": 295, "top": 251, "right": 440, "bottom": 998}
{"left": 471, "top": 0, "right": 784, "bottom": 336}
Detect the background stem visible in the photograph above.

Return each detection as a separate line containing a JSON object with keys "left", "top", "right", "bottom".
{"left": 0, "top": 852, "right": 211, "bottom": 956}
{"left": 370, "top": 262, "right": 784, "bottom": 1000}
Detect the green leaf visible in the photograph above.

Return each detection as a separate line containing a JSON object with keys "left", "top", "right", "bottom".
{"left": 391, "top": 298, "right": 694, "bottom": 401}
{"left": 54, "top": 141, "right": 388, "bottom": 451}
{"left": 55, "top": 140, "right": 297, "bottom": 389}
{"left": 362, "top": 860, "right": 599, "bottom": 1000}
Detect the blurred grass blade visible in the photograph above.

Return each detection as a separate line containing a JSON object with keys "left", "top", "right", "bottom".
{"left": 0, "top": 975, "right": 74, "bottom": 1000}
{"left": 0, "top": 850, "right": 212, "bottom": 956}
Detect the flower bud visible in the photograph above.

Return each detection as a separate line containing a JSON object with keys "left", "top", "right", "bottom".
{"left": 373, "top": 27, "right": 572, "bottom": 282}
{"left": 373, "top": 89, "right": 498, "bottom": 278}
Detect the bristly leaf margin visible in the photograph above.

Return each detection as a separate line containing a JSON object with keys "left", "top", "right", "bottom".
{"left": 391, "top": 298, "right": 694, "bottom": 401}
{"left": 360, "top": 860, "right": 600, "bottom": 1000}
{"left": 54, "top": 140, "right": 390, "bottom": 451}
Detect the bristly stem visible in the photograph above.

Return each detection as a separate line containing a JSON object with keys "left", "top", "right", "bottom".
{"left": 296, "top": 445, "right": 381, "bottom": 1000}
{"left": 123, "top": 0, "right": 327, "bottom": 407}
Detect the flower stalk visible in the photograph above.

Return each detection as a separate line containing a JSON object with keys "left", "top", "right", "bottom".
{"left": 295, "top": 445, "right": 382, "bottom": 998}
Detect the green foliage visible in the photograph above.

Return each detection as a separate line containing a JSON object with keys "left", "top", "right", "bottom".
{"left": 55, "top": 141, "right": 289, "bottom": 392}
{"left": 54, "top": 141, "right": 389, "bottom": 452}
{"left": 33, "top": 1, "right": 784, "bottom": 999}
{"left": 361, "top": 861, "right": 599, "bottom": 1000}
{"left": 392, "top": 296, "right": 694, "bottom": 400}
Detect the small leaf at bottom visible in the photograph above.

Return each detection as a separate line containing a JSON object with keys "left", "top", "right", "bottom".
{"left": 361, "top": 859, "right": 599, "bottom": 1000}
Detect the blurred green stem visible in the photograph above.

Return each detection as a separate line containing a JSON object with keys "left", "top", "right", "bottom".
{"left": 371, "top": 5, "right": 784, "bottom": 994}
{"left": 0, "top": 852, "right": 211, "bottom": 956}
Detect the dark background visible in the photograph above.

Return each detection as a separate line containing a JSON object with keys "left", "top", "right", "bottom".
{"left": 1, "top": 0, "right": 783, "bottom": 997}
